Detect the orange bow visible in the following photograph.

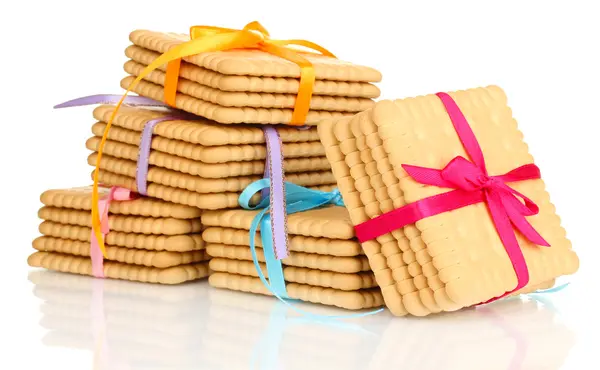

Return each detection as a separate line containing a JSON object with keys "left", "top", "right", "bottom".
{"left": 164, "top": 21, "right": 336, "bottom": 125}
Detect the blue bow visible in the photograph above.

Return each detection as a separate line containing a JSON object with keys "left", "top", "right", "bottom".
{"left": 238, "top": 179, "right": 383, "bottom": 319}
{"left": 239, "top": 179, "right": 344, "bottom": 299}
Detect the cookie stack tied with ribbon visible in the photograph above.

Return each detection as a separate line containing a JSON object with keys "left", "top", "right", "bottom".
{"left": 121, "top": 25, "right": 380, "bottom": 125}
{"left": 319, "top": 86, "right": 579, "bottom": 316}
{"left": 28, "top": 186, "right": 209, "bottom": 284}
{"left": 201, "top": 180, "right": 384, "bottom": 311}
{"left": 83, "top": 103, "right": 336, "bottom": 209}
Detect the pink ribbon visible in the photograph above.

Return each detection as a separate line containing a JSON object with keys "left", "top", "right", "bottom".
{"left": 90, "top": 187, "right": 135, "bottom": 277}
{"left": 354, "top": 92, "right": 550, "bottom": 303}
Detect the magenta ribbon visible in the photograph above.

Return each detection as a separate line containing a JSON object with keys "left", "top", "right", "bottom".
{"left": 354, "top": 92, "right": 550, "bottom": 302}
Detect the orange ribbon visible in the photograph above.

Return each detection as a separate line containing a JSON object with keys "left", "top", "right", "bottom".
{"left": 90, "top": 21, "right": 334, "bottom": 256}
{"left": 165, "top": 21, "right": 335, "bottom": 125}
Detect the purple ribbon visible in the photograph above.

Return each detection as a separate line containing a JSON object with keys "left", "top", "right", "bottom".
{"left": 53, "top": 94, "right": 192, "bottom": 197}
{"left": 136, "top": 115, "right": 187, "bottom": 195}
{"left": 262, "top": 126, "right": 289, "bottom": 260}
{"left": 55, "top": 94, "right": 292, "bottom": 261}
{"left": 54, "top": 94, "right": 167, "bottom": 109}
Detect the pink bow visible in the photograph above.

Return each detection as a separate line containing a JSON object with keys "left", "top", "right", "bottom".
{"left": 354, "top": 92, "right": 550, "bottom": 302}
{"left": 90, "top": 187, "right": 135, "bottom": 278}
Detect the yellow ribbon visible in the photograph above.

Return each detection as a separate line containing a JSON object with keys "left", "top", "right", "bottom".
{"left": 91, "top": 21, "right": 335, "bottom": 256}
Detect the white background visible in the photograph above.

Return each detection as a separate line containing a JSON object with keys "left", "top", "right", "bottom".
{"left": 1, "top": 1, "right": 599, "bottom": 369}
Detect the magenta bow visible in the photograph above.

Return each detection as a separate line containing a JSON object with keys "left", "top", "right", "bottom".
{"left": 354, "top": 92, "right": 550, "bottom": 302}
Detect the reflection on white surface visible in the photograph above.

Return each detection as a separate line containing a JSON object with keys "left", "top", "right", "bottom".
{"left": 29, "top": 271, "right": 575, "bottom": 370}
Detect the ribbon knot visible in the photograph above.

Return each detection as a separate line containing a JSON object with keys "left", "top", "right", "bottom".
{"left": 442, "top": 155, "right": 492, "bottom": 191}
{"left": 328, "top": 188, "right": 343, "bottom": 205}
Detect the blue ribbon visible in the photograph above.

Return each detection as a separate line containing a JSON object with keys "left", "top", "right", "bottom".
{"left": 239, "top": 179, "right": 384, "bottom": 319}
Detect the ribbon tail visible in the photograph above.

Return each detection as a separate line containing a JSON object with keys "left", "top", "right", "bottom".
{"left": 481, "top": 191, "right": 530, "bottom": 303}
{"left": 499, "top": 192, "right": 550, "bottom": 247}
{"left": 260, "top": 215, "right": 289, "bottom": 299}
{"left": 507, "top": 210, "right": 551, "bottom": 247}
{"left": 249, "top": 209, "right": 297, "bottom": 303}
{"left": 90, "top": 231, "right": 105, "bottom": 278}
{"left": 53, "top": 94, "right": 166, "bottom": 109}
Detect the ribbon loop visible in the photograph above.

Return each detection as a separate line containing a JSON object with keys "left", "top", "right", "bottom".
{"left": 241, "top": 179, "right": 345, "bottom": 299}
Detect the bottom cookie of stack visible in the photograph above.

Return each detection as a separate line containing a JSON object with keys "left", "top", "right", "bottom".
{"left": 28, "top": 185, "right": 210, "bottom": 284}
{"left": 202, "top": 206, "right": 384, "bottom": 310}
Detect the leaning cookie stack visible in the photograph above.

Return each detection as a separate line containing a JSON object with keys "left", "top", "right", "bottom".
{"left": 28, "top": 186, "right": 209, "bottom": 284}
{"left": 86, "top": 104, "right": 337, "bottom": 209}
{"left": 202, "top": 206, "right": 383, "bottom": 310}
{"left": 318, "top": 86, "right": 579, "bottom": 316}
{"left": 122, "top": 30, "right": 381, "bottom": 125}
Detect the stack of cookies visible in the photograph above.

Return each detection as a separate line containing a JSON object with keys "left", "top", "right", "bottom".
{"left": 122, "top": 29, "right": 381, "bottom": 125}
{"left": 86, "top": 104, "right": 337, "bottom": 209}
{"left": 28, "top": 186, "right": 209, "bottom": 284}
{"left": 31, "top": 25, "right": 384, "bottom": 301}
{"left": 202, "top": 206, "right": 384, "bottom": 310}
{"left": 318, "top": 86, "right": 579, "bottom": 316}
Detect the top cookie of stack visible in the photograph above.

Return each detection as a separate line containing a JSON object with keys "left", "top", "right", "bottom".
{"left": 122, "top": 30, "right": 382, "bottom": 125}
